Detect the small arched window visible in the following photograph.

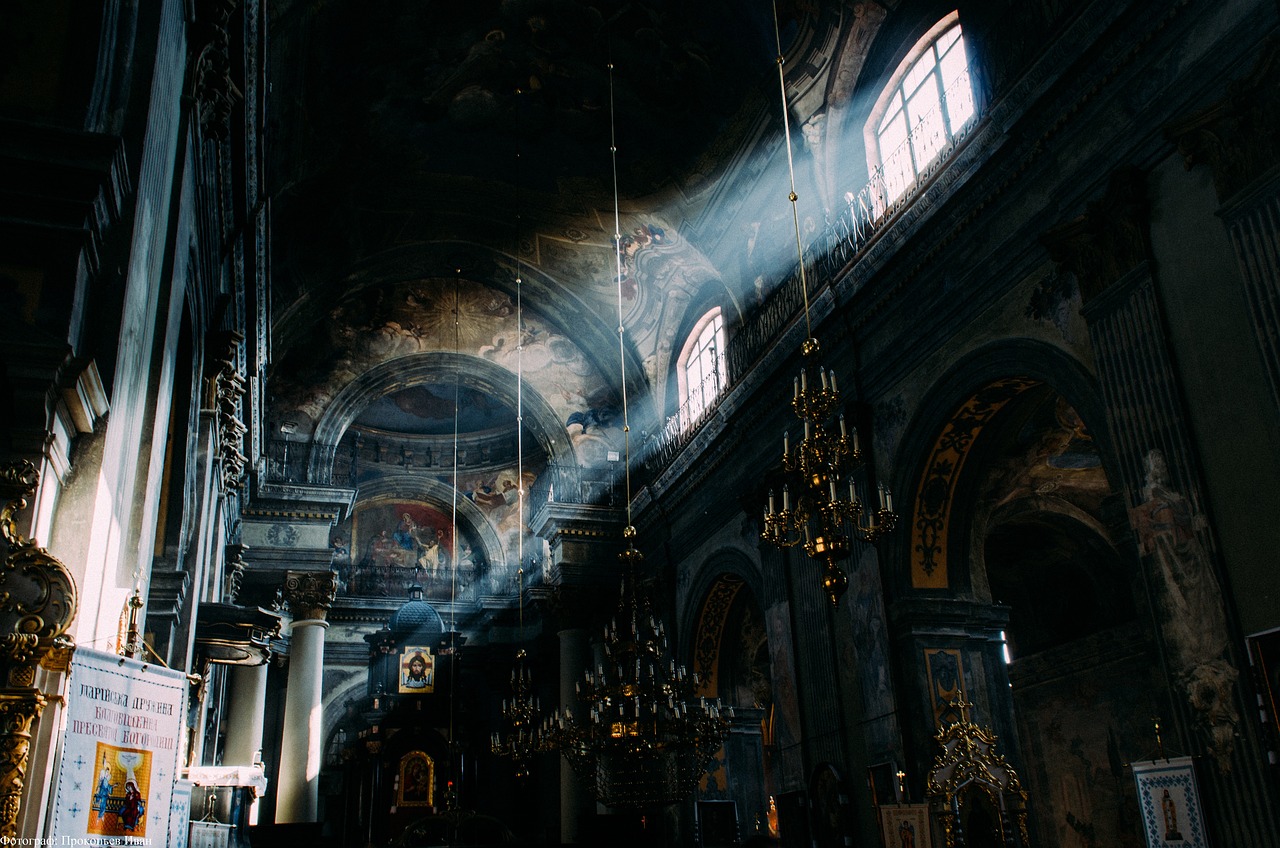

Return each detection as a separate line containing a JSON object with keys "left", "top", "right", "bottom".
{"left": 676, "top": 307, "right": 726, "bottom": 430}
{"left": 866, "top": 13, "right": 975, "bottom": 208}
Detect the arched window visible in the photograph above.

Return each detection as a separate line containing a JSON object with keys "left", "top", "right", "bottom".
{"left": 676, "top": 307, "right": 726, "bottom": 429}
{"left": 866, "top": 13, "right": 975, "bottom": 207}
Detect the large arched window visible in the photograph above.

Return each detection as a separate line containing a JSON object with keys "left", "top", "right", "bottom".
{"left": 866, "top": 13, "right": 975, "bottom": 207}
{"left": 676, "top": 307, "right": 726, "bottom": 430}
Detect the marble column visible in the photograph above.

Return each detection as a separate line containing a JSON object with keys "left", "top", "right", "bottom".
{"left": 275, "top": 570, "right": 337, "bottom": 823}
{"left": 224, "top": 662, "right": 268, "bottom": 823}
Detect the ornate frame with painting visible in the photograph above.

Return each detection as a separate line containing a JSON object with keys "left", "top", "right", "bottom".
{"left": 397, "top": 751, "right": 435, "bottom": 808}
{"left": 1249, "top": 626, "right": 1280, "bottom": 747}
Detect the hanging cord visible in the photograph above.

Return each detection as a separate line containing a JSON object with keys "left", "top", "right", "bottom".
{"left": 607, "top": 62, "right": 634, "bottom": 531}
{"left": 448, "top": 274, "right": 461, "bottom": 748}
{"left": 772, "top": 1, "right": 813, "bottom": 344}
{"left": 515, "top": 90, "right": 526, "bottom": 597}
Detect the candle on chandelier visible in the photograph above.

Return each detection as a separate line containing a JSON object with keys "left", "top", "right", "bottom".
{"left": 800, "top": 367, "right": 807, "bottom": 392}
{"left": 768, "top": 490, "right": 776, "bottom": 514}
{"left": 793, "top": 377, "right": 799, "bottom": 399}
{"left": 782, "top": 485, "right": 790, "bottom": 511}
{"left": 819, "top": 367, "right": 828, "bottom": 390}
{"left": 830, "top": 370, "right": 838, "bottom": 393}
{"left": 839, "top": 413, "right": 847, "bottom": 438}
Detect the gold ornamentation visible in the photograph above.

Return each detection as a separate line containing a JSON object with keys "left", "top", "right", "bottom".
{"left": 0, "top": 462, "right": 77, "bottom": 840}
{"left": 0, "top": 690, "right": 47, "bottom": 840}
{"left": 925, "top": 699, "right": 1030, "bottom": 848}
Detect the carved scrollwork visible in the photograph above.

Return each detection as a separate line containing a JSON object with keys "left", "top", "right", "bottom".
{"left": 925, "top": 700, "right": 1031, "bottom": 848}
{"left": 0, "top": 690, "right": 47, "bottom": 840}
{"left": 0, "top": 462, "right": 76, "bottom": 839}
{"left": 0, "top": 462, "right": 79, "bottom": 673}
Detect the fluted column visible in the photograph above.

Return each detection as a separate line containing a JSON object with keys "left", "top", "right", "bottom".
{"left": 1166, "top": 41, "right": 1280, "bottom": 415}
{"left": 1043, "top": 167, "right": 1280, "bottom": 842}
{"left": 275, "top": 570, "right": 337, "bottom": 823}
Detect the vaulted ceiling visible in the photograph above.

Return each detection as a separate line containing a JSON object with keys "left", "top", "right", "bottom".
{"left": 260, "top": 0, "right": 858, "bottom": 459}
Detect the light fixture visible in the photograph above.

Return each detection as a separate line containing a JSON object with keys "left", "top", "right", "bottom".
{"left": 492, "top": 118, "right": 543, "bottom": 778}
{"left": 545, "top": 547, "right": 732, "bottom": 807}
{"left": 540, "top": 61, "right": 730, "bottom": 808}
{"left": 491, "top": 576, "right": 542, "bottom": 778}
{"left": 758, "top": 2, "right": 897, "bottom": 606}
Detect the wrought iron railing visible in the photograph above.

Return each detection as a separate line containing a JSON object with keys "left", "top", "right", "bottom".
{"left": 528, "top": 462, "right": 625, "bottom": 507}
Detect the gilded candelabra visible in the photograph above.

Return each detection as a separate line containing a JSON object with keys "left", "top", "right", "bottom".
{"left": 760, "top": 340, "right": 897, "bottom": 606}
{"left": 543, "top": 543, "right": 730, "bottom": 807}
{"left": 490, "top": 647, "right": 542, "bottom": 779}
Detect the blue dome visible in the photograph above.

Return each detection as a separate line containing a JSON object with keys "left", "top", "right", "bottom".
{"left": 389, "top": 590, "right": 444, "bottom": 644}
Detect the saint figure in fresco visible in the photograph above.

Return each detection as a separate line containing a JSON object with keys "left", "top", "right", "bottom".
{"left": 898, "top": 819, "right": 915, "bottom": 848}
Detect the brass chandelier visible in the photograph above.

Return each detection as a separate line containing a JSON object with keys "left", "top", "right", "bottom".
{"left": 758, "top": 2, "right": 897, "bottom": 605}
{"left": 544, "top": 543, "right": 731, "bottom": 807}
{"left": 539, "top": 62, "right": 730, "bottom": 807}
{"left": 490, "top": 642, "right": 540, "bottom": 779}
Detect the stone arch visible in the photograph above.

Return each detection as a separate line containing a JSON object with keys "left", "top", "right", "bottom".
{"left": 889, "top": 340, "right": 1112, "bottom": 593}
{"left": 307, "top": 351, "right": 573, "bottom": 482}
{"left": 683, "top": 549, "right": 766, "bottom": 704}
{"left": 351, "top": 475, "right": 508, "bottom": 575}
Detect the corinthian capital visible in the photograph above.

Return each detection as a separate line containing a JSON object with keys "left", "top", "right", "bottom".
{"left": 283, "top": 570, "right": 338, "bottom": 621}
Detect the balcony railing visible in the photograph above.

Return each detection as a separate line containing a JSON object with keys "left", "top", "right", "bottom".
{"left": 528, "top": 462, "right": 625, "bottom": 508}
{"left": 641, "top": 84, "right": 978, "bottom": 485}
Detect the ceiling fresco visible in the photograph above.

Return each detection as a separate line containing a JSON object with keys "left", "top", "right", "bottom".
{"left": 262, "top": 0, "right": 835, "bottom": 447}
{"left": 270, "top": 277, "right": 624, "bottom": 463}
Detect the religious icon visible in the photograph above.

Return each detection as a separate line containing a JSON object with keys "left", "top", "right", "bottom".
{"left": 399, "top": 646, "right": 435, "bottom": 693}
{"left": 86, "top": 743, "right": 152, "bottom": 838}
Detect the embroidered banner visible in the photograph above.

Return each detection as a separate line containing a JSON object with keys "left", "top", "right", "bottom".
{"left": 50, "top": 648, "right": 188, "bottom": 846}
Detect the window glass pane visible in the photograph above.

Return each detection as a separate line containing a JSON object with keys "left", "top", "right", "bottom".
{"left": 681, "top": 312, "right": 724, "bottom": 425}
{"left": 903, "top": 50, "right": 937, "bottom": 96}
{"left": 939, "top": 42, "right": 974, "bottom": 129}
{"left": 906, "top": 78, "right": 944, "bottom": 164}
{"left": 877, "top": 92, "right": 904, "bottom": 136}
{"left": 935, "top": 25, "right": 961, "bottom": 54}
{"left": 877, "top": 111, "right": 912, "bottom": 202}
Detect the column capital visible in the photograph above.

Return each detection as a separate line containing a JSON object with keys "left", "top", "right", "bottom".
{"left": 283, "top": 570, "right": 338, "bottom": 621}
{"left": 1164, "top": 38, "right": 1280, "bottom": 204}
{"left": 1040, "top": 166, "right": 1150, "bottom": 303}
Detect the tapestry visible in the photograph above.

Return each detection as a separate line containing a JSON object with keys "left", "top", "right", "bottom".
{"left": 878, "top": 804, "right": 930, "bottom": 848}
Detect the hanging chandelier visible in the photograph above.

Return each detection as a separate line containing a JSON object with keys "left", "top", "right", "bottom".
{"left": 490, "top": 640, "right": 541, "bottom": 778}
{"left": 758, "top": 2, "right": 897, "bottom": 606}
{"left": 538, "top": 61, "right": 730, "bottom": 808}
{"left": 544, "top": 542, "right": 731, "bottom": 807}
